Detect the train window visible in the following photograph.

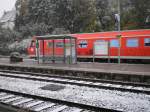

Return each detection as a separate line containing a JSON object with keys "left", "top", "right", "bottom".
{"left": 48, "top": 42, "right": 52, "bottom": 47}
{"left": 78, "top": 40, "right": 88, "bottom": 48}
{"left": 126, "top": 38, "right": 138, "bottom": 47}
{"left": 30, "top": 40, "right": 35, "bottom": 47}
{"left": 110, "top": 39, "right": 119, "bottom": 47}
{"left": 144, "top": 38, "right": 150, "bottom": 46}
{"left": 56, "top": 42, "right": 64, "bottom": 48}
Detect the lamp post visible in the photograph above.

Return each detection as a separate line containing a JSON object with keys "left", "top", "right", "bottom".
{"left": 115, "top": 0, "right": 121, "bottom": 64}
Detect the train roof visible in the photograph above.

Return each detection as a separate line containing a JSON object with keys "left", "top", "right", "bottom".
{"left": 34, "top": 29, "right": 150, "bottom": 40}
{"left": 71, "top": 29, "right": 150, "bottom": 39}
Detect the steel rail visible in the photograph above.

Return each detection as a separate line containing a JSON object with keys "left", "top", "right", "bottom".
{"left": 0, "top": 70, "right": 150, "bottom": 95}
{"left": 1, "top": 70, "right": 149, "bottom": 87}
{"left": 0, "top": 88, "right": 120, "bottom": 112}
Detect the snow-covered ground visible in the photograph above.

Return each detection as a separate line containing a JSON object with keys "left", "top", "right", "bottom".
{"left": 0, "top": 76, "right": 150, "bottom": 112}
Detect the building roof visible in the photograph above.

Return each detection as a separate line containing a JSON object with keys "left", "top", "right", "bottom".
{"left": 0, "top": 10, "right": 16, "bottom": 23}
{"left": 36, "top": 35, "right": 76, "bottom": 40}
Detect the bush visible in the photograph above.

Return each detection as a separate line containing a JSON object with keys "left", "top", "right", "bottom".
{"left": 10, "top": 52, "right": 23, "bottom": 62}
{"left": 0, "top": 28, "right": 22, "bottom": 55}
{"left": 8, "top": 38, "right": 32, "bottom": 55}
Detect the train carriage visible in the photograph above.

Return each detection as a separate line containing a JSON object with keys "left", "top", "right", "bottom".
{"left": 27, "top": 29, "right": 150, "bottom": 63}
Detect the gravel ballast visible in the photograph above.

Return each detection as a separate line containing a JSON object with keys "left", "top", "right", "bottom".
{"left": 0, "top": 76, "right": 149, "bottom": 112}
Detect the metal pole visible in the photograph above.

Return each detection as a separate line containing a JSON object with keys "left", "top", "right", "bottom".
{"left": 93, "top": 42, "right": 95, "bottom": 63}
{"left": 42, "top": 40, "right": 45, "bottom": 63}
{"left": 63, "top": 38, "right": 66, "bottom": 63}
{"left": 70, "top": 38, "right": 72, "bottom": 64}
{"left": 108, "top": 42, "right": 110, "bottom": 63}
{"left": 37, "top": 40, "right": 39, "bottom": 64}
{"left": 118, "top": 0, "right": 121, "bottom": 64}
{"left": 52, "top": 39, "right": 55, "bottom": 63}
{"left": 75, "top": 38, "right": 77, "bottom": 64}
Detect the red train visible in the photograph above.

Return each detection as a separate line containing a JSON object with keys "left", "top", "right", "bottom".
{"left": 27, "top": 29, "right": 150, "bottom": 63}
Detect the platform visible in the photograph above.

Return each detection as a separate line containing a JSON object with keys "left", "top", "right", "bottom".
{"left": 0, "top": 57, "right": 150, "bottom": 83}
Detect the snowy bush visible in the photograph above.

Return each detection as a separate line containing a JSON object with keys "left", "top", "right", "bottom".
{"left": 8, "top": 38, "right": 32, "bottom": 55}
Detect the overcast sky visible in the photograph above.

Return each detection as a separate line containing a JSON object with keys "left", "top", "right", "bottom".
{"left": 0, "top": 0, "right": 17, "bottom": 17}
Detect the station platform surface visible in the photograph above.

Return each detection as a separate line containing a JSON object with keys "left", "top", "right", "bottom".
{"left": 0, "top": 57, "right": 149, "bottom": 76}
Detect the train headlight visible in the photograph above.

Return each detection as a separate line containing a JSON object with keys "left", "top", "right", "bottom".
{"left": 30, "top": 48, "right": 34, "bottom": 52}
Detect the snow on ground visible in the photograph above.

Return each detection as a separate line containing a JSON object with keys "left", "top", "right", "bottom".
{"left": 0, "top": 76, "right": 150, "bottom": 112}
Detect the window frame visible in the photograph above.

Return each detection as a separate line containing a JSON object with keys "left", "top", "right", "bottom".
{"left": 110, "top": 39, "right": 119, "bottom": 47}
{"left": 56, "top": 42, "right": 64, "bottom": 48}
{"left": 47, "top": 41, "right": 53, "bottom": 48}
{"left": 126, "top": 38, "right": 139, "bottom": 48}
{"left": 144, "top": 38, "right": 150, "bottom": 47}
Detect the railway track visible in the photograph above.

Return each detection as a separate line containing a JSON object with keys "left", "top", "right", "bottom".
{"left": 0, "top": 70, "right": 150, "bottom": 95}
{"left": 0, "top": 88, "right": 118, "bottom": 112}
